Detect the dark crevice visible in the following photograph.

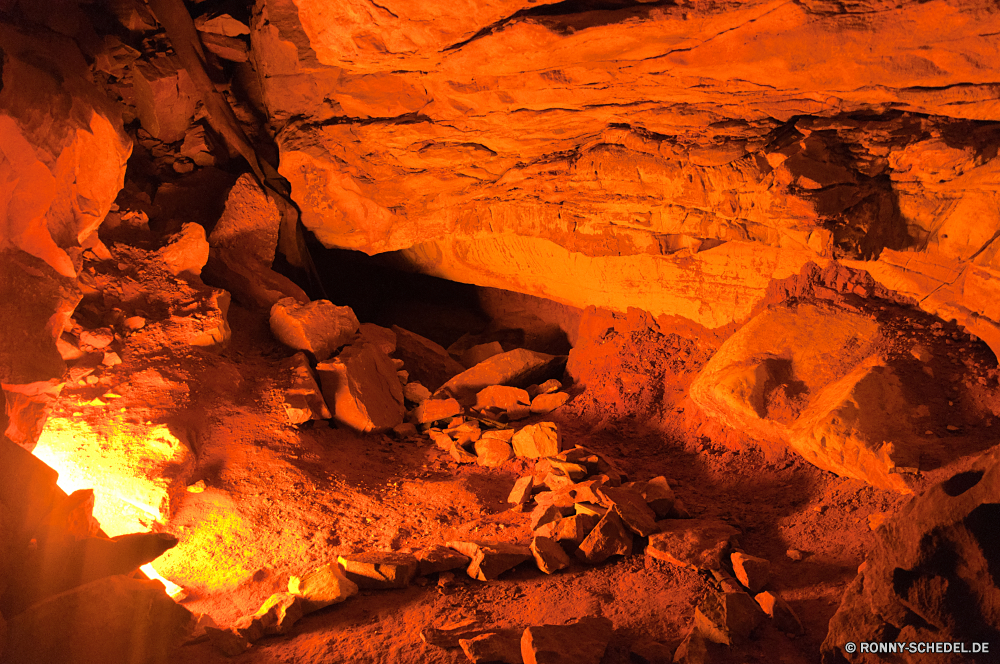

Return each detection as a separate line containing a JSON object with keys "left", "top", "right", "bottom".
{"left": 444, "top": 0, "right": 676, "bottom": 51}
{"left": 964, "top": 504, "right": 1000, "bottom": 586}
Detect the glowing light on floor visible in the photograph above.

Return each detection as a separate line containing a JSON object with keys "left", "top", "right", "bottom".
{"left": 140, "top": 563, "right": 187, "bottom": 599}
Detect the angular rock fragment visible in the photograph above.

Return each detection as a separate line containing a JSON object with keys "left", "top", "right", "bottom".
{"left": 731, "top": 552, "right": 771, "bottom": 593}
{"left": 574, "top": 503, "right": 608, "bottom": 519}
{"left": 392, "top": 326, "right": 466, "bottom": 391}
{"left": 640, "top": 477, "right": 676, "bottom": 518}
{"left": 694, "top": 586, "right": 764, "bottom": 645}
{"left": 551, "top": 514, "right": 601, "bottom": 548}
{"left": 530, "top": 392, "right": 570, "bottom": 414}
{"left": 531, "top": 536, "right": 571, "bottom": 574}
{"left": 531, "top": 503, "right": 573, "bottom": 531}
{"left": 521, "top": 616, "right": 613, "bottom": 664}
{"left": 277, "top": 352, "right": 331, "bottom": 424}
{"left": 597, "top": 486, "right": 658, "bottom": 537}
{"left": 576, "top": 511, "right": 632, "bottom": 564}
{"left": 508, "top": 475, "right": 535, "bottom": 506}
{"left": 512, "top": 422, "right": 561, "bottom": 458}
{"left": 251, "top": 592, "right": 305, "bottom": 636}
{"left": 392, "top": 422, "right": 418, "bottom": 437}
{"left": 460, "top": 629, "right": 524, "bottom": 664}
{"left": 205, "top": 625, "right": 250, "bottom": 657}
{"left": 337, "top": 551, "right": 418, "bottom": 589}
{"left": 646, "top": 520, "right": 740, "bottom": 571}
{"left": 437, "top": 349, "right": 566, "bottom": 404}
{"left": 754, "top": 591, "right": 803, "bottom": 635}
{"left": 416, "top": 545, "right": 471, "bottom": 577}
{"left": 534, "top": 379, "right": 563, "bottom": 396}
{"left": 476, "top": 385, "right": 531, "bottom": 413}
{"left": 358, "top": 322, "right": 397, "bottom": 355}
{"left": 475, "top": 437, "right": 514, "bottom": 467}
{"left": 270, "top": 298, "right": 360, "bottom": 362}
{"left": 403, "top": 381, "right": 432, "bottom": 404}
{"left": 448, "top": 541, "right": 532, "bottom": 581}
{"left": 446, "top": 420, "right": 481, "bottom": 445}
{"left": 546, "top": 457, "right": 589, "bottom": 482}
{"left": 672, "top": 626, "right": 722, "bottom": 664}
{"left": 288, "top": 563, "right": 358, "bottom": 611}
{"left": 157, "top": 223, "right": 210, "bottom": 278}
{"left": 317, "top": 342, "right": 404, "bottom": 432}
{"left": 413, "top": 397, "right": 462, "bottom": 424}
{"left": 132, "top": 55, "right": 197, "bottom": 142}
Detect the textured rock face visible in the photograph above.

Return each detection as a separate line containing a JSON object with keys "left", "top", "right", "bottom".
{"left": 822, "top": 450, "right": 1000, "bottom": 663}
{"left": 251, "top": 0, "right": 1000, "bottom": 349}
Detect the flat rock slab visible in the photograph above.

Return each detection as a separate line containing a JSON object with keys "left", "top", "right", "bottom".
{"left": 476, "top": 385, "right": 531, "bottom": 412}
{"left": 337, "top": 551, "right": 418, "bottom": 589}
{"left": 287, "top": 563, "right": 358, "bottom": 611}
{"left": 646, "top": 519, "right": 740, "bottom": 571}
{"left": 358, "top": 322, "right": 396, "bottom": 355}
{"left": 269, "top": 298, "right": 359, "bottom": 362}
{"left": 421, "top": 615, "right": 489, "bottom": 648}
{"left": 551, "top": 513, "right": 601, "bottom": 547}
{"left": 448, "top": 541, "right": 532, "bottom": 581}
{"left": 507, "top": 475, "right": 535, "bottom": 505}
{"left": 416, "top": 545, "right": 471, "bottom": 577}
{"left": 530, "top": 392, "right": 570, "bottom": 414}
{"left": 461, "top": 629, "right": 525, "bottom": 664}
{"left": 521, "top": 616, "right": 613, "bottom": 664}
{"left": 576, "top": 511, "right": 632, "bottom": 564}
{"left": 392, "top": 325, "right": 466, "bottom": 392}
{"left": 531, "top": 536, "right": 571, "bottom": 574}
{"left": 512, "top": 422, "right": 561, "bottom": 458}
{"left": 437, "top": 349, "right": 565, "bottom": 404}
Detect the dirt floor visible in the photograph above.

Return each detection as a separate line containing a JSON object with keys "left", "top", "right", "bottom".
{"left": 34, "top": 238, "right": 1000, "bottom": 664}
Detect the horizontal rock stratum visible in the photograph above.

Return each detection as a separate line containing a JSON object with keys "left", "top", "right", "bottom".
{"left": 250, "top": 0, "right": 1000, "bottom": 353}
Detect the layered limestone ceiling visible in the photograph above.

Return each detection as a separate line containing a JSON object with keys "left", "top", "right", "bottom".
{"left": 251, "top": 0, "right": 1000, "bottom": 351}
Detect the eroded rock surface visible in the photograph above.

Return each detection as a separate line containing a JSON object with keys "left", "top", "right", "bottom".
{"left": 251, "top": 0, "right": 1000, "bottom": 350}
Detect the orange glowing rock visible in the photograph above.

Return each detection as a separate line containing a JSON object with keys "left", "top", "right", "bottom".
{"left": 156, "top": 222, "right": 210, "bottom": 278}
{"left": 511, "top": 422, "right": 561, "bottom": 459}
{"left": 270, "top": 298, "right": 360, "bottom": 362}
{"left": 337, "top": 551, "right": 419, "bottom": 589}
{"left": 415, "top": 545, "right": 471, "bottom": 577}
{"left": 731, "top": 552, "right": 771, "bottom": 595}
{"left": 460, "top": 630, "right": 524, "bottom": 664}
{"left": 288, "top": 563, "right": 359, "bottom": 611}
{"left": 575, "top": 510, "right": 632, "bottom": 565}
{"left": 596, "top": 486, "right": 658, "bottom": 538}
{"left": 250, "top": 592, "right": 307, "bottom": 636}
{"left": 551, "top": 514, "right": 601, "bottom": 548}
{"left": 411, "top": 397, "right": 462, "bottom": 425}
{"left": 474, "top": 437, "right": 514, "bottom": 468}
{"left": 437, "top": 349, "right": 565, "bottom": 404}
{"left": 475, "top": 385, "right": 530, "bottom": 413}
{"left": 316, "top": 342, "right": 405, "bottom": 433}
{"left": 529, "top": 391, "right": 569, "bottom": 414}
{"left": 506, "top": 475, "right": 534, "bottom": 506}
{"left": 754, "top": 591, "right": 803, "bottom": 635}
{"left": 448, "top": 541, "right": 532, "bottom": 581}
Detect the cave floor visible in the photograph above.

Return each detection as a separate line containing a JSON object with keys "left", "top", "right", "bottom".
{"left": 33, "top": 244, "right": 1000, "bottom": 664}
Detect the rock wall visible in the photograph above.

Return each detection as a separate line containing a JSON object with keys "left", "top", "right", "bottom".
{"left": 249, "top": 0, "right": 1000, "bottom": 354}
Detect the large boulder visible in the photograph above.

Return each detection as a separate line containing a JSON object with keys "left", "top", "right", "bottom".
{"left": 822, "top": 449, "right": 1000, "bottom": 663}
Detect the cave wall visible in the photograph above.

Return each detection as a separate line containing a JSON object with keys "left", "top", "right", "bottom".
{"left": 249, "top": 0, "right": 1000, "bottom": 353}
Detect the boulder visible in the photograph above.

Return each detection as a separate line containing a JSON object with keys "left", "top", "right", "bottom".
{"left": 2, "top": 576, "right": 193, "bottom": 664}
{"left": 316, "top": 342, "right": 404, "bottom": 433}
{"left": 336, "top": 551, "right": 418, "bottom": 589}
{"left": 270, "top": 298, "right": 360, "bottom": 362}
{"left": 157, "top": 223, "right": 210, "bottom": 278}
{"left": 531, "top": 536, "right": 571, "bottom": 574}
{"left": 460, "top": 341, "right": 505, "bottom": 368}
{"left": 251, "top": 592, "right": 306, "bottom": 636}
{"left": 358, "top": 323, "right": 397, "bottom": 356}
{"left": 287, "top": 563, "right": 358, "bottom": 611}
{"left": 475, "top": 385, "right": 531, "bottom": 413}
{"left": 412, "top": 397, "right": 462, "bottom": 425}
{"left": 391, "top": 326, "right": 466, "bottom": 392}
{"left": 204, "top": 174, "right": 308, "bottom": 309}
{"left": 436, "top": 349, "right": 565, "bottom": 404}
{"left": 821, "top": 449, "right": 1000, "bottom": 663}
{"left": 576, "top": 511, "right": 632, "bottom": 564}
{"left": 277, "top": 352, "right": 331, "bottom": 424}
{"left": 507, "top": 475, "right": 535, "bottom": 506}
{"left": 131, "top": 55, "right": 198, "bottom": 143}
{"left": 521, "top": 616, "right": 613, "bottom": 664}
{"left": 530, "top": 392, "right": 570, "bottom": 415}
{"left": 403, "top": 381, "right": 432, "bottom": 404}
{"left": 475, "top": 437, "right": 514, "bottom": 467}
{"left": 597, "top": 486, "right": 658, "bottom": 537}
{"left": 551, "top": 514, "right": 601, "bottom": 548}
{"left": 512, "top": 422, "right": 561, "bottom": 459}
{"left": 646, "top": 520, "right": 740, "bottom": 572}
